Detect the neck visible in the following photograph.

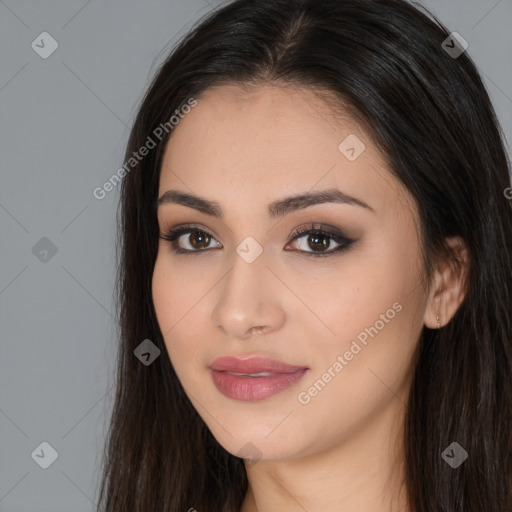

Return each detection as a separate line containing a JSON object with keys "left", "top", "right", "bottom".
{"left": 240, "top": 392, "right": 409, "bottom": 512}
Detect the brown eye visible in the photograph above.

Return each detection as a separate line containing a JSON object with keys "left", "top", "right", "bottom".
{"left": 285, "top": 225, "right": 354, "bottom": 257}
{"left": 187, "top": 230, "right": 211, "bottom": 250}
{"left": 306, "top": 233, "right": 331, "bottom": 252}
{"left": 160, "top": 226, "right": 221, "bottom": 253}
{"left": 160, "top": 223, "right": 355, "bottom": 257}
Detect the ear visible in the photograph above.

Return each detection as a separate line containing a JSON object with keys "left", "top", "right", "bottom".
{"left": 423, "top": 236, "right": 469, "bottom": 329}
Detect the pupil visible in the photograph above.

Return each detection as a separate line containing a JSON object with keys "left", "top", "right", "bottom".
{"left": 191, "top": 231, "right": 209, "bottom": 249}
{"left": 309, "top": 234, "right": 328, "bottom": 251}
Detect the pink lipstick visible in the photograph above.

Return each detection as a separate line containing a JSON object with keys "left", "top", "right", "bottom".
{"left": 210, "top": 356, "right": 308, "bottom": 401}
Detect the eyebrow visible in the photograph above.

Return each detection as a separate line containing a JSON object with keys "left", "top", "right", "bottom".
{"left": 156, "top": 188, "right": 374, "bottom": 219}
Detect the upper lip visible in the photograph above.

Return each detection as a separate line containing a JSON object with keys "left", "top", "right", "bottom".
{"left": 210, "top": 356, "right": 308, "bottom": 374}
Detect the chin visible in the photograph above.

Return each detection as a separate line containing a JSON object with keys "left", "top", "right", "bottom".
{"left": 204, "top": 414, "right": 313, "bottom": 462}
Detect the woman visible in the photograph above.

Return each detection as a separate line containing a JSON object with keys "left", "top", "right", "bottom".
{"left": 97, "top": 0, "right": 512, "bottom": 510}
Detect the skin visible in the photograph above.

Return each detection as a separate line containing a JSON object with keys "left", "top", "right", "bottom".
{"left": 152, "top": 83, "right": 468, "bottom": 511}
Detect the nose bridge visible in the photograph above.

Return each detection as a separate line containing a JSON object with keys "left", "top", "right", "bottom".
{"left": 211, "top": 245, "right": 285, "bottom": 338}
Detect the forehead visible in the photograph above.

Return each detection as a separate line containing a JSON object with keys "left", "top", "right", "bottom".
{"left": 158, "top": 83, "right": 412, "bottom": 219}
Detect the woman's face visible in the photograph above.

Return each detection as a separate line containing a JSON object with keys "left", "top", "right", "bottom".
{"left": 152, "top": 83, "right": 430, "bottom": 462}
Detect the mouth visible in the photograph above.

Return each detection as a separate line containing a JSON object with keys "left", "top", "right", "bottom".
{"left": 209, "top": 356, "right": 309, "bottom": 401}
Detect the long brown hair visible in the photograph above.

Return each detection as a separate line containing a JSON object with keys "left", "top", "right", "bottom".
{"left": 96, "top": 0, "right": 512, "bottom": 510}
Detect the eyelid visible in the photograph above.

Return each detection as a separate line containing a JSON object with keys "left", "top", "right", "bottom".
{"left": 159, "top": 222, "right": 355, "bottom": 256}
{"left": 160, "top": 223, "right": 221, "bottom": 251}
{"left": 159, "top": 222, "right": 347, "bottom": 241}
{"left": 288, "top": 222, "right": 347, "bottom": 240}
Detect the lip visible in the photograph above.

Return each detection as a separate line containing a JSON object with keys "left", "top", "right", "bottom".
{"left": 210, "top": 356, "right": 309, "bottom": 401}
{"left": 210, "top": 356, "right": 308, "bottom": 373}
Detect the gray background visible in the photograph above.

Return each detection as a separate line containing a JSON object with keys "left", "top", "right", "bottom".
{"left": 1, "top": 0, "right": 510, "bottom": 510}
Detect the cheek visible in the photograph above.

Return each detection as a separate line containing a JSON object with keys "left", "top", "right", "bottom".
{"left": 152, "top": 252, "right": 206, "bottom": 333}
{"left": 294, "top": 302, "right": 419, "bottom": 452}
{"left": 301, "top": 248, "right": 412, "bottom": 344}
{"left": 151, "top": 257, "right": 175, "bottom": 335}
{"left": 298, "top": 244, "right": 423, "bottom": 399}
{"left": 152, "top": 256, "right": 198, "bottom": 367}
{"left": 152, "top": 253, "right": 221, "bottom": 392}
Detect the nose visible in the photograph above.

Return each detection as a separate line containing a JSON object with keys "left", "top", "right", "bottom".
{"left": 210, "top": 251, "right": 286, "bottom": 340}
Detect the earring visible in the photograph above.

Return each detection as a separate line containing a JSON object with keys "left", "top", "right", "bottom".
{"left": 437, "top": 286, "right": 443, "bottom": 329}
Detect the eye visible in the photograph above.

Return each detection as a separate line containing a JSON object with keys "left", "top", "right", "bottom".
{"left": 159, "top": 222, "right": 355, "bottom": 257}
{"left": 284, "top": 223, "right": 355, "bottom": 257}
{"left": 159, "top": 224, "right": 221, "bottom": 253}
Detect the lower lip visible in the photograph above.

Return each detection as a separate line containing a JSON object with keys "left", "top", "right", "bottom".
{"left": 211, "top": 368, "right": 308, "bottom": 401}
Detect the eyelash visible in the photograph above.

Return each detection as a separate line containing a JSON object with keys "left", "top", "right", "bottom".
{"left": 159, "top": 223, "right": 355, "bottom": 257}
